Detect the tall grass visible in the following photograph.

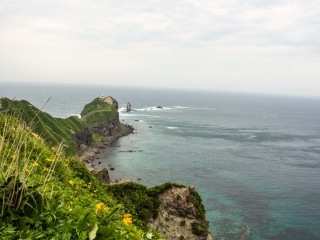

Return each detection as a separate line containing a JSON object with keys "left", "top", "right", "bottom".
{"left": 0, "top": 98, "right": 61, "bottom": 215}
{"left": 0, "top": 98, "right": 168, "bottom": 239}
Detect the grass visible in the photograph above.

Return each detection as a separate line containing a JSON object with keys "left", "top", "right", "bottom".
{"left": 90, "top": 132, "right": 103, "bottom": 147}
{"left": 0, "top": 96, "right": 119, "bottom": 156}
{"left": 0, "top": 112, "right": 165, "bottom": 240}
{"left": 0, "top": 96, "right": 210, "bottom": 239}
{"left": 0, "top": 98, "right": 85, "bottom": 156}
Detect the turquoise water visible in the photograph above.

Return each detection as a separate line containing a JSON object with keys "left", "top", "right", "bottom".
{"left": 2, "top": 82, "right": 320, "bottom": 239}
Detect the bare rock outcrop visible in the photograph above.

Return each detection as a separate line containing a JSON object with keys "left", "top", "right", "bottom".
{"left": 94, "top": 168, "right": 111, "bottom": 184}
{"left": 75, "top": 127, "right": 92, "bottom": 147}
{"left": 91, "top": 112, "right": 120, "bottom": 136}
{"left": 148, "top": 187, "right": 212, "bottom": 240}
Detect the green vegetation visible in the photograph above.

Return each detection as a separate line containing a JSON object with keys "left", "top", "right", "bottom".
{"left": 191, "top": 222, "right": 209, "bottom": 236}
{"left": 0, "top": 97, "right": 210, "bottom": 239}
{"left": 105, "top": 182, "right": 186, "bottom": 227}
{"left": 186, "top": 187, "right": 206, "bottom": 220}
{"left": 0, "top": 97, "right": 119, "bottom": 157}
{"left": 90, "top": 132, "right": 103, "bottom": 147}
{"left": 0, "top": 98, "right": 84, "bottom": 156}
{"left": 81, "top": 97, "right": 118, "bottom": 126}
{"left": 0, "top": 113, "right": 165, "bottom": 239}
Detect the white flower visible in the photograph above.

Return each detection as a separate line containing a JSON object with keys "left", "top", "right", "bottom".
{"left": 146, "top": 232, "right": 154, "bottom": 239}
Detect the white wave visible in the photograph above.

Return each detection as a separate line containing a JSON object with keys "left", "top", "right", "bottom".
{"left": 118, "top": 107, "right": 126, "bottom": 112}
{"left": 144, "top": 106, "right": 172, "bottom": 111}
{"left": 120, "top": 106, "right": 171, "bottom": 111}
{"left": 173, "top": 106, "right": 189, "bottom": 108}
{"left": 167, "top": 127, "right": 178, "bottom": 129}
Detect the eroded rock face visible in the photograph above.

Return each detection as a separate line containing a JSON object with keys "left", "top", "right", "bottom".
{"left": 148, "top": 187, "right": 212, "bottom": 240}
{"left": 91, "top": 112, "right": 120, "bottom": 136}
{"left": 94, "top": 168, "right": 111, "bottom": 184}
{"left": 74, "top": 128, "right": 92, "bottom": 147}
{"left": 104, "top": 97, "right": 113, "bottom": 105}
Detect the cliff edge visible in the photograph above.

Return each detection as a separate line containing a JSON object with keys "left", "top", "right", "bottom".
{"left": 148, "top": 186, "right": 212, "bottom": 240}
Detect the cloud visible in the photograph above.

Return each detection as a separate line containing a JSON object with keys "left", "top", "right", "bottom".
{"left": 0, "top": 0, "right": 320, "bottom": 97}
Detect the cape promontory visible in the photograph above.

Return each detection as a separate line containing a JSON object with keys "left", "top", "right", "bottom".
{"left": 0, "top": 96, "right": 212, "bottom": 239}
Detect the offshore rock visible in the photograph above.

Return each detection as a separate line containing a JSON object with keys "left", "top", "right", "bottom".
{"left": 148, "top": 187, "right": 212, "bottom": 240}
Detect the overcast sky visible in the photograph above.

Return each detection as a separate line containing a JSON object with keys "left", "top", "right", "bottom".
{"left": 0, "top": 0, "right": 319, "bottom": 97}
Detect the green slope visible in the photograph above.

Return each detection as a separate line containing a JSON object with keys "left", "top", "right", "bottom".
{"left": 0, "top": 96, "right": 118, "bottom": 156}
{"left": 81, "top": 97, "right": 118, "bottom": 126}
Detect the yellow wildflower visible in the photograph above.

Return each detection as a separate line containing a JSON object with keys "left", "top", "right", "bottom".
{"left": 43, "top": 167, "right": 49, "bottom": 172}
{"left": 87, "top": 185, "right": 91, "bottom": 189}
{"left": 65, "top": 164, "right": 69, "bottom": 166}
{"left": 95, "top": 202, "right": 110, "bottom": 214}
{"left": 46, "top": 158, "right": 51, "bottom": 162}
{"left": 51, "top": 147, "right": 56, "bottom": 151}
{"left": 123, "top": 213, "right": 132, "bottom": 218}
{"left": 94, "top": 189, "right": 98, "bottom": 193}
{"left": 122, "top": 214, "right": 132, "bottom": 226}
{"left": 83, "top": 183, "right": 87, "bottom": 187}
{"left": 69, "top": 180, "right": 74, "bottom": 185}
{"left": 10, "top": 155, "right": 15, "bottom": 159}
{"left": 25, "top": 168, "right": 30, "bottom": 173}
{"left": 95, "top": 202, "right": 105, "bottom": 214}
{"left": 33, "top": 162, "right": 39, "bottom": 167}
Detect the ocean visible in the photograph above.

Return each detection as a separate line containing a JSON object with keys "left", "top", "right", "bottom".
{"left": 1, "top": 82, "right": 320, "bottom": 239}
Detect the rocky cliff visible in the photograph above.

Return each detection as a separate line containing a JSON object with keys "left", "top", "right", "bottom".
{"left": 148, "top": 186, "right": 212, "bottom": 240}
{"left": 91, "top": 112, "right": 120, "bottom": 136}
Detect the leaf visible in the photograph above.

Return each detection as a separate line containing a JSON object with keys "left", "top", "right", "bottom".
{"left": 20, "top": 216, "right": 34, "bottom": 225}
{"left": 8, "top": 209, "right": 20, "bottom": 220}
{"left": 88, "top": 223, "right": 98, "bottom": 240}
{"left": 98, "top": 226, "right": 114, "bottom": 237}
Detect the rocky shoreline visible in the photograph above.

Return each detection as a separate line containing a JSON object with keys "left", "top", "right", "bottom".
{"left": 80, "top": 123, "right": 134, "bottom": 173}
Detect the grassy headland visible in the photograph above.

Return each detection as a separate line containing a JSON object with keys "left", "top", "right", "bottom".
{"left": 0, "top": 97, "right": 166, "bottom": 239}
{"left": 0, "top": 97, "right": 119, "bottom": 156}
{"left": 0, "top": 96, "right": 210, "bottom": 239}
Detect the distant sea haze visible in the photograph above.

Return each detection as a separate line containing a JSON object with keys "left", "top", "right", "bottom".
{"left": 2, "top": 82, "right": 320, "bottom": 239}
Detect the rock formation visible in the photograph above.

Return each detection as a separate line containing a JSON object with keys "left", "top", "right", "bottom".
{"left": 148, "top": 186, "right": 212, "bottom": 240}
{"left": 91, "top": 112, "right": 120, "bottom": 136}
{"left": 74, "top": 127, "right": 92, "bottom": 147}
{"left": 127, "top": 102, "right": 131, "bottom": 112}
{"left": 94, "top": 168, "right": 111, "bottom": 184}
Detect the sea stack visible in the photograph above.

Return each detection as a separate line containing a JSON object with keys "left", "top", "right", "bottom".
{"left": 127, "top": 102, "right": 131, "bottom": 112}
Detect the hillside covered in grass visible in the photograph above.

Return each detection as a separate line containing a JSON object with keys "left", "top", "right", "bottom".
{"left": 0, "top": 97, "right": 119, "bottom": 156}
{"left": 0, "top": 114, "right": 166, "bottom": 239}
{"left": 0, "top": 97, "right": 212, "bottom": 240}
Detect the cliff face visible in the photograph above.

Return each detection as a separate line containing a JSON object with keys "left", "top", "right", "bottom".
{"left": 74, "top": 97, "right": 121, "bottom": 149}
{"left": 148, "top": 187, "right": 212, "bottom": 240}
{"left": 74, "top": 127, "right": 92, "bottom": 147}
{"left": 91, "top": 112, "right": 120, "bottom": 136}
